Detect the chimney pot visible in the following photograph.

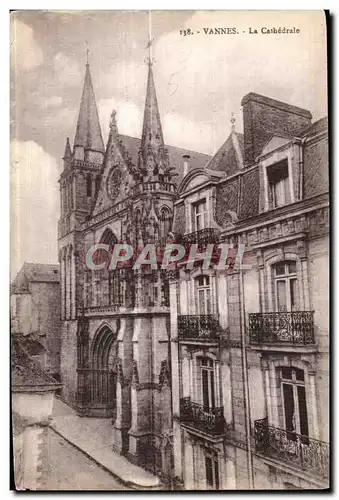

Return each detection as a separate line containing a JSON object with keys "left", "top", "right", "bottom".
{"left": 183, "top": 155, "right": 190, "bottom": 177}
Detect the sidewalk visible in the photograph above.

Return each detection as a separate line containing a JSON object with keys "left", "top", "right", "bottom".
{"left": 51, "top": 397, "right": 162, "bottom": 490}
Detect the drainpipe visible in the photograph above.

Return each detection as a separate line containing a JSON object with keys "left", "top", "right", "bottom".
{"left": 239, "top": 267, "right": 254, "bottom": 489}
{"left": 299, "top": 137, "right": 306, "bottom": 200}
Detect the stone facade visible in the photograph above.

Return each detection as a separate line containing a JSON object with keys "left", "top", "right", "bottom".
{"left": 169, "top": 97, "right": 329, "bottom": 490}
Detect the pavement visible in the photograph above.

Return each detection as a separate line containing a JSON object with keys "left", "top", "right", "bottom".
{"left": 51, "top": 397, "right": 163, "bottom": 490}
{"left": 47, "top": 429, "right": 130, "bottom": 490}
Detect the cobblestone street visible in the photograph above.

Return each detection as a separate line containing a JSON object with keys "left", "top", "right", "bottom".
{"left": 46, "top": 429, "right": 131, "bottom": 490}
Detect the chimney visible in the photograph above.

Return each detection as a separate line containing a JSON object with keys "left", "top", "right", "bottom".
{"left": 241, "top": 93, "right": 312, "bottom": 166}
{"left": 183, "top": 154, "right": 190, "bottom": 177}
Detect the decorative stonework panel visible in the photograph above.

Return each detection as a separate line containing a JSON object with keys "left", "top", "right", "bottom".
{"left": 239, "top": 168, "right": 260, "bottom": 220}
{"left": 214, "top": 180, "right": 238, "bottom": 227}
{"left": 172, "top": 203, "right": 186, "bottom": 237}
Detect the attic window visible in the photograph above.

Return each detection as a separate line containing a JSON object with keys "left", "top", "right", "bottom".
{"left": 267, "top": 159, "right": 290, "bottom": 208}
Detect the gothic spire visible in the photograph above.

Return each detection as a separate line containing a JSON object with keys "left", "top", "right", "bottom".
{"left": 63, "top": 137, "right": 72, "bottom": 159}
{"left": 140, "top": 61, "right": 165, "bottom": 157}
{"left": 73, "top": 62, "right": 104, "bottom": 154}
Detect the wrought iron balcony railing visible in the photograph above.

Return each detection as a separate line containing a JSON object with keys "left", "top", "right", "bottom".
{"left": 249, "top": 311, "right": 315, "bottom": 345}
{"left": 254, "top": 417, "right": 329, "bottom": 480}
{"left": 180, "top": 397, "right": 225, "bottom": 435}
{"left": 178, "top": 314, "right": 220, "bottom": 340}
{"left": 181, "top": 228, "right": 219, "bottom": 248}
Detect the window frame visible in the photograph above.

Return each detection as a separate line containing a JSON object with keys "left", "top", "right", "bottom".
{"left": 273, "top": 261, "right": 299, "bottom": 312}
{"left": 193, "top": 198, "right": 208, "bottom": 231}
{"left": 281, "top": 366, "right": 309, "bottom": 438}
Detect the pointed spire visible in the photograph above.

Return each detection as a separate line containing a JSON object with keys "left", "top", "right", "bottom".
{"left": 73, "top": 63, "right": 104, "bottom": 153}
{"left": 230, "top": 112, "right": 236, "bottom": 132}
{"left": 140, "top": 61, "right": 165, "bottom": 155}
{"left": 63, "top": 137, "right": 72, "bottom": 159}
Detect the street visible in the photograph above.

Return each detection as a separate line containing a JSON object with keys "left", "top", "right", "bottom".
{"left": 46, "top": 429, "right": 131, "bottom": 490}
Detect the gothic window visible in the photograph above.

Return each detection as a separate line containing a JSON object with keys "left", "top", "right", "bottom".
{"left": 195, "top": 275, "right": 211, "bottom": 315}
{"left": 193, "top": 199, "right": 208, "bottom": 231}
{"left": 205, "top": 453, "right": 220, "bottom": 490}
{"left": 280, "top": 366, "right": 309, "bottom": 438}
{"left": 159, "top": 206, "right": 172, "bottom": 242}
{"left": 273, "top": 261, "right": 299, "bottom": 312}
{"left": 267, "top": 159, "right": 291, "bottom": 208}
{"left": 86, "top": 174, "right": 92, "bottom": 197}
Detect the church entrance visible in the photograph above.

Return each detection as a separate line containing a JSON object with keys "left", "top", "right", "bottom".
{"left": 87, "top": 325, "right": 117, "bottom": 416}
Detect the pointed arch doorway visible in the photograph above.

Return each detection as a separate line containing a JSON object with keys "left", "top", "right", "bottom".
{"left": 88, "top": 324, "right": 118, "bottom": 417}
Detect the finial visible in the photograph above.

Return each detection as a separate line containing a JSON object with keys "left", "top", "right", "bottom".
{"left": 110, "top": 109, "right": 118, "bottom": 134}
{"left": 145, "top": 10, "right": 155, "bottom": 66}
{"left": 85, "top": 40, "right": 90, "bottom": 65}
{"left": 231, "top": 112, "right": 236, "bottom": 131}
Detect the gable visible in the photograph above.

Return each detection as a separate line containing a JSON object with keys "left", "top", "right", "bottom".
{"left": 261, "top": 136, "right": 291, "bottom": 157}
{"left": 91, "top": 134, "right": 132, "bottom": 218}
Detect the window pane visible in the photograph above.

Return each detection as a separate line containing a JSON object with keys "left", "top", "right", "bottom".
{"left": 283, "top": 383, "right": 295, "bottom": 432}
{"left": 205, "top": 457, "right": 213, "bottom": 487}
{"left": 290, "top": 278, "right": 299, "bottom": 311}
{"left": 294, "top": 368, "right": 305, "bottom": 382}
{"left": 204, "top": 275, "right": 210, "bottom": 286}
{"left": 202, "top": 369, "right": 209, "bottom": 410}
{"left": 275, "top": 264, "right": 285, "bottom": 276}
{"left": 206, "top": 290, "right": 211, "bottom": 314}
{"left": 277, "top": 280, "right": 287, "bottom": 312}
{"left": 210, "top": 370, "right": 215, "bottom": 409}
{"left": 297, "top": 385, "right": 309, "bottom": 437}
{"left": 214, "top": 460, "right": 219, "bottom": 490}
{"left": 274, "top": 179, "right": 286, "bottom": 207}
{"left": 199, "top": 290, "right": 205, "bottom": 314}
{"left": 288, "top": 261, "right": 297, "bottom": 274}
{"left": 282, "top": 367, "right": 293, "bottom": 379}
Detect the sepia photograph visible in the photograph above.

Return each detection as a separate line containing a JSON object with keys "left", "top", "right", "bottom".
{"left": 10, "top": 10, "right": 329, "bottom": 491}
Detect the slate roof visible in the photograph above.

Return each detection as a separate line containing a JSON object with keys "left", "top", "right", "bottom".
{"left": 119, "top": 135, "right": 212, "bottom": 184}
{"left": 11, "top": 263, "right": 60, "bottom": 294}
{"left": 206, "top": 132, "right": 244, "bottom": 176}
{"left": 300, "top": 116, "right": 328, "bottom": 137}
{"left": 11, "top": 338, "right": 60, "bottom": 391}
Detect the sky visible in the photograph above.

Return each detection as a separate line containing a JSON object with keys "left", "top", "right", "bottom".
{"left": 10, "top": 10, "right": 327, "bottom": 277}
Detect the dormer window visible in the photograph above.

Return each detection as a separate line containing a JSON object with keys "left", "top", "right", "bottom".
{"left": 267, "top": 159, "right": 290, "bottom": 208}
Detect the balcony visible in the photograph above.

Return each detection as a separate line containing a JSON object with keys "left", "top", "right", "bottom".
{"left": 249, "top": 311, "right": 315, "bottom": 345}
{"left": 180, "top": 397, "right": 225, "bottom": 436}
{"left": 254, "top": 417, "right": 329, "bottom": 480}
{"left": 178, "top": 314, "right": 220, "bottom": 341}
{"left": 181, "top": 228, "right": 219, "bottom": 249}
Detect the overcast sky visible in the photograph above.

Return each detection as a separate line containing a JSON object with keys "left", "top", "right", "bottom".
{"left": 10, "top": 10, "right": 327, "bottom": 277}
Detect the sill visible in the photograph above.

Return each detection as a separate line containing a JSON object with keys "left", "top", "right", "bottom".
{"left": 248, "top": 343, "right": 317, "bottom": 353}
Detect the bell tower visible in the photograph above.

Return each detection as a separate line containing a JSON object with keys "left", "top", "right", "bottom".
{"left": 58, "top": 59, "right": 104, "bottom": 405}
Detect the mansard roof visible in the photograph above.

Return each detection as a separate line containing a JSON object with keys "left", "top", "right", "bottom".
{"left": 74, "top": 63, "right": 104, "bottom": 153}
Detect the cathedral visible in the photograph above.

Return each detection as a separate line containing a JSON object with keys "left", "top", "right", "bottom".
{"left": 58, "top": 51, "right": 329, "bottom": 489}
{"left": 57, "top": 56, "right": 209, "bottom": 477}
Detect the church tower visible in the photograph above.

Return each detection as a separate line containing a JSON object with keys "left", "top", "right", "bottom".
{"left": 58, "top": 42, "right": 176, "bottom": 480}
{"left": 58, "top": 60, "right": 105, "bottom": 404}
